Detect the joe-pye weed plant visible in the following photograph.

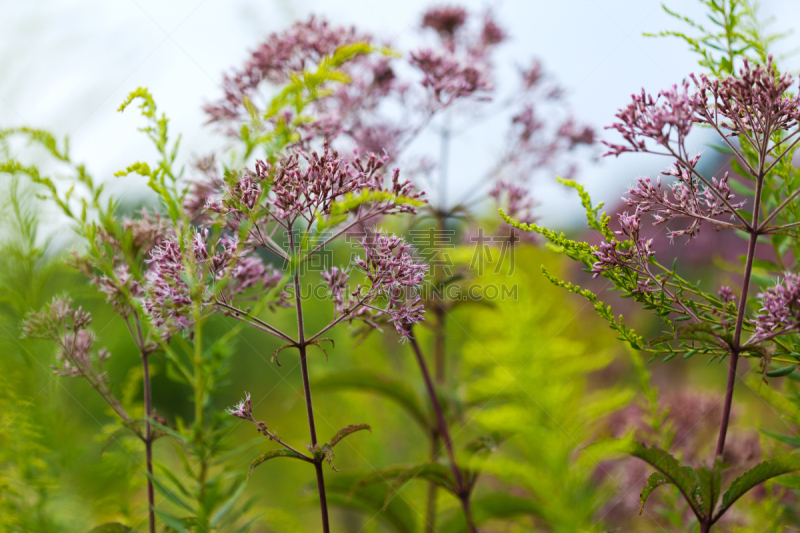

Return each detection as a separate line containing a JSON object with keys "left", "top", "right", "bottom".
{"left": 3, "top": 39, "right": 407, "bottom": 532}
{"left": 503, "top": 1, "right": 800, "bottom": 531}
{"left": 203, "top": 6, "right": 595, "bottom": 531}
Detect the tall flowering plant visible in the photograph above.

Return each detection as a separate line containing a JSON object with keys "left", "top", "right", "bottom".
{"left": 502, "top": 45, "right": 800, "bottom": 533}
{"left": 1, "top": 122, "right": 172, "bottom": 532}
{"left": 202, "top": 6, "right": 594, "bottom": 531}
{"left": 3, "top": 39, "right": 398, "bottom": 532}
{"left": 199, "top": 141, "right": 428, "bottom": 533}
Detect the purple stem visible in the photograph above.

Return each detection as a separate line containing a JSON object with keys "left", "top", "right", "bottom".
{"left": 408, "top": 332, "right": 477, "bottom": 533}
{"left": 713, "top": 141, "right": 766, "bottom": 461}
{"left": 290, "top": 231, "right": 330, "bottom": 533}
{"left": 142, "top": 352, "right": 156, "bottom": 533}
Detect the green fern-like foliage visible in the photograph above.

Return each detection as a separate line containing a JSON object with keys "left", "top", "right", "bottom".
{"left": 644, "top": 0, "right": 786, "bottom": 76}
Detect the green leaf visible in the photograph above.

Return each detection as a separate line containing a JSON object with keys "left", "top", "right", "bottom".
{"left": 347, "top": 463, "right": 458, "bottom": 503}
{"left": 775, "top": 474, "right": 800, "bottom": 490}
{"left": 766, "top": 364, "right": 797, "bottom": 378}
{"left": 88, "top": 524, "right": 133, "bottom": 533}
{"left": 326, "top": 476, "right": 417, "bottom": 533}
{"left": 607, "top": 439, "right": 703, "bottom": 518}
{"left": 462, "top": 433, "right": 509, "bottom": 458}
{"left": 313, "top": 370, "right": 429, "bottom": 430}
{"left": 762, "top": 429, "right": 800, "bottom": 448}
{"left": 716, "top": 454, "right": 800, "bottom": 520}
{"left": 146, "top": 471, "right": 194, "bottom": 513}
{"left": 210, "top": 481, "right": 247, "bottom": 527}
{"left": 639, "top": 471, "right": 671, "bottom": 515}
{"left": 154, "top": 510, "right": 190, "bottom": 533}
{"left": 248, "top": 448, "right": 308, "bottom": 480}
{"left": 438, "top": 493, "right": 544, "bottom": 533}
{"left": 694, "top": 462, "right": 722, "bottom": 518}
{"left": 327, "top": 423, "right": 372, "bottom": 448}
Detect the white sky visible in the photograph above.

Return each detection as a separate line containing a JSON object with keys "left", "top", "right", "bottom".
{"left": 1, "top": 0, "right": 798, "bottom": 227}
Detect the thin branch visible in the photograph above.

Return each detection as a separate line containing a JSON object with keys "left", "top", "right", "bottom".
{"left": 666, "top": 147, "right": 752, "bottom": 228}
{"left": 214, "top": 300, "right": 296, "bottom": 344}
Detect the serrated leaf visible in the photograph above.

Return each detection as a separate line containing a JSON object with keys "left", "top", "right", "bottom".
{"left": 248, "top": 449, "right": 308, "bottom": 480}
{"left": 639, "top": 471, "right": 671, "bottom": 514}
{"left": 716, "top": 454, "right": 800, "bottom": 520}
{"left": 608, "top": 439, "right": 703, "bottom": 518}
{"left": 327, "top": 423, "right": 371, "bottom": 448}
{"left": 694, "top": 462, "right": 722, "bottom": 518}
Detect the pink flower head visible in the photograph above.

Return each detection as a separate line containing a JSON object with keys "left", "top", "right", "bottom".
{"left": 354, "top": 230, "right": 428, "bottom": 334}
{"left": 356, "top": 231, "right": 428, "bottom": 292}
{"left": 389, "top": 295, "right": 426, "bottom": 339}
{"left": 143, "top": 230, "right": 281, "bottom": 335}
{"left": 490, "top": 180, "right": 536, "bottom": 225}
{"left": 421, "top": 5, "right": 468, "bottom": 38}
{"left": 480, "top": 12, "right": 507, "bottom": 46}
{"left": 322, "top": 266, "right": 350, "bottom": 317}
{"left": 718, "top": 285, "right": 735, "bottom": 304}
{"left": 603, "top": 80, "right": 696, "bottom": 156}
{"left": 143, "top": 236, "right": 197, "bottom": 334}
{"left": 227, "top": 392, "right": 253, "bottom": 421}
{"left": 204, "top": 16, "right": 369, "bottom": 124}
{"left": 262, "top": 141, "right": 424, "bottom": 223}
{"left": 591, "top": 210, "right": 655, "bottom": 289}
{"left": 691, "top": 56, "right": 800, "bottom": 141}
{"left": 604, "top": 57, "right": 800, "bottom": 157}
{"left": 520, "top": 59, "right": 544, "bottom": 90}
{"left": 22, "top": 297, "right": 111, "bottom": 382}
{"left": 410, "top": 47, "right": 492, "bottom": 106}
{"left": 754, "top": 273, "right": 800, "bottom": 339}
{"left": 622, "top": 156, "right": 745, "bottom": 242}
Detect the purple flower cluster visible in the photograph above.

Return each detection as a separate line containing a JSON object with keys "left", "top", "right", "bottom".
{"left": 718, "top": 285, "right": 735, "bottom": 304}
{"left": 591, "top": 210, "right": 656, "bottom": 293}
{"left": 753, "top": 273, "right": 800, "bottom": 339}
{"left": 228, "top": 392, "right": 254, "bottom": 421}
{"left": 204, "top": 170, "right": 263, "bottom": 230}
{"left": 493, "top": 61, "right": 594, "bottom": 188}
{"left": 411, "top": 6, "right": 507, "bottom": 109}
{"left": 142, "top": 230, "right": 281, "bottom": 335}
{"left": 22, "top": 297, "right": 111, "bottom": 383}
{"left": 355, "top": 230, "right": 428, "bottom": 337}
{"left": 208, "top": 142, "right": 425, "bottom": 227}
{"left": 421, "top": 6, "right": 468, "bottom": 37}
{"left": 410, "top": 48, "right": 492, "bottom": 107}
{"left": 604, "top": 56, "right": 800, "bottom": 157}
{"left": 68, "top": 209, "right": 168, "bottom": 318}
{"left": 692, "top": 57, "right": 800, "bottom": 142}
{"left": 321, "top": 266, "right": 350, "bottom": 317}
{"left": 623, "top": 155, "right": 745, "bottom": 241}
{"left": 603, "top": 81, "right": 695, "bottom": 157}
{"left": 490, "top": 180, "right": 536, "bottom": 226}
{"left": 204, "top": 17, "right": 369, "bottom": 124}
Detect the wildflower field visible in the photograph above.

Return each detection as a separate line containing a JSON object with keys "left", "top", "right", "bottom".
{"left": 4, "top": 1, "right": 800, "bottom": 531}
